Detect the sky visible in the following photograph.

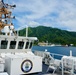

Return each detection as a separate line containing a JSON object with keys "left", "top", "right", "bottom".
{"left": 4, "top": 0, "right": 76, "bottom": 31}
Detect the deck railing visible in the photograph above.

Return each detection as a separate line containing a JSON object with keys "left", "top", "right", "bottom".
{"left": 50, "top": 53, "right": 64, "bottom": 59}
{"left": 33, "top": 50, "right": 66, "bottom": 60}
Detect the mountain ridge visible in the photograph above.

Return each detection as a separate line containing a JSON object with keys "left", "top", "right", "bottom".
{"left": 19, "top": 26, "right": 76, "bottom": 46}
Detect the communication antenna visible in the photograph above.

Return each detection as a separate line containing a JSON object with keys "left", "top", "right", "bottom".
{"left": 17, "top": 29, "right": 19, "bottom": 36}
{"left": 17, "top": 25, "right": 28, "bottom": 37}
{"left": 26, "top": 26, "right": 28, "bottom": 37}
{"left": 70, "top": 50, "right": 72, "bottom": 56}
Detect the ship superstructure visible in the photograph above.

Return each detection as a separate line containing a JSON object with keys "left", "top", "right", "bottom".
{"left": 0, "top": 0, "right": 36, "bottom": 53}
{"left": 0, "top": 0, "right": 42, "bottom": 75}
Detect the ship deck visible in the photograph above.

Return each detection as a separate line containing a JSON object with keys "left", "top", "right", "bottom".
{"left": 28, "top": 64, "right": 76, "bottom": 75}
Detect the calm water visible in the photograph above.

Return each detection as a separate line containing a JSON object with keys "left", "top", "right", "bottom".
{"left": 32, "top": 46, "right": 76, "bottom": 59}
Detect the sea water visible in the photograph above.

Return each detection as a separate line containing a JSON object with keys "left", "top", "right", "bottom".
{"left": 32, "top": 46, "right": 76, "bottom": 59}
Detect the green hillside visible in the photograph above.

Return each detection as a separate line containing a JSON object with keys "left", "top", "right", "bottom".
{"left": 19, "top": 26, "right": 76, "bottom": 46}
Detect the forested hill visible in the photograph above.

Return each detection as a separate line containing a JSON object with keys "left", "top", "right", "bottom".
{"left": 19, "top": 26, "right": 76, "bottom": 46}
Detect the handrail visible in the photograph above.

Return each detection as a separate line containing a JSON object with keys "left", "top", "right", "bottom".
{"left": 33, "top": 50, "right": 67, "bottom": 59}
{"left": 50, "top": 53, "right": 64, "bottom": 57}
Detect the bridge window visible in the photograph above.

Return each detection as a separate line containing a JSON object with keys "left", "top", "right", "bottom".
{"left": 1, "top": 40, "right": 8, "bottom": 49}
{"left": 18, "top": 41, "right": 24, "bottom": 49}
{"left": 25, "top": 42, "right": 29, "bottom": 49}
{"left": 29, "top": 42, "right": 32, "bottom": 49}
{"left": 10, "top": 41, "right": 16, "bottom": 49}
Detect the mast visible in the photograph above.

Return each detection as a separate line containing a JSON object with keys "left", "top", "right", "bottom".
{"left": 26, "top": 26, "right": 28, "bottom": 37}
{"left": 0, "top": 0, "right": 16, "bottom": 35}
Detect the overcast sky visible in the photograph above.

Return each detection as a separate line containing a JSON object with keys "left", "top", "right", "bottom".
{"left": 4, "top": 0, "right": 76, "bottom": 31}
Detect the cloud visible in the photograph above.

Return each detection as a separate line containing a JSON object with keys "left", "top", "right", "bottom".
{"left": 6, "top": 0, "right": 76, "bottom": 31}
{"left": 15, "top": 16, "right": 40, "bottom": 30}
{"left": 13, "top": 0, "right": 58, "bottom": 19}
{"left": 56, "top": 0, "right": 76, "bottom": 31}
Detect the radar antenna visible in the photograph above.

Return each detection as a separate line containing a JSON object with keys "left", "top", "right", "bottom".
{"left": 0, "top": 0, "right": 16, "bottom": 35}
